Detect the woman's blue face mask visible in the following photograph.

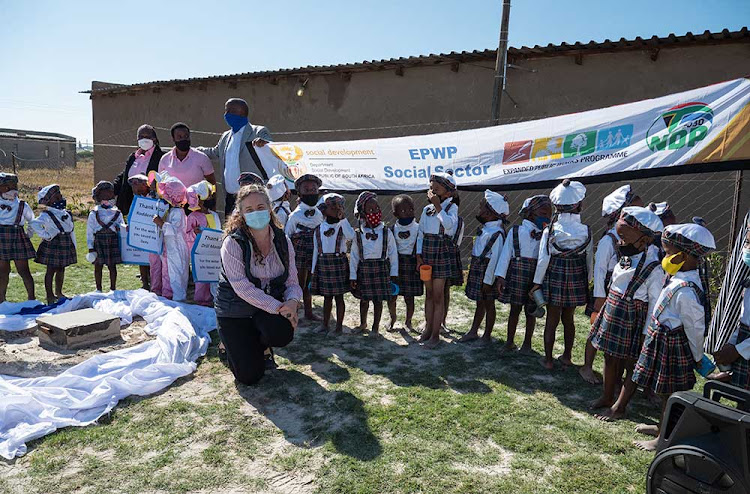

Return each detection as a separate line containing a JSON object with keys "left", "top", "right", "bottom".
{"left": 244, "top": 210, "right": 270, "bottom": 230}
{"left": 743, "top": 247, "right": 750, "bottom": 268}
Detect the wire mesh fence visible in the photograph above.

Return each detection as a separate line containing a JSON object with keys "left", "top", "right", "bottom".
{"left": 72, "top": 119, "right": 750, "bottom": 288}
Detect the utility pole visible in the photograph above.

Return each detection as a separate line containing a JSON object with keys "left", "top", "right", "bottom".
{"left": 490, "top": 0, "right": 512, "bottom": 125}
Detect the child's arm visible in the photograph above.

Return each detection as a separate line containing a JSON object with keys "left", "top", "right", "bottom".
{"left": 416, "top": 217, "right": 425, "bottom": 256}
{"left": 436, "top": 204, "right": 456, "bottom": 233}
{"left": 283, "top": 236, "right": 304, "bottom": 303}
{"left": 86, "top": 211, "right": 97, "bottom": 250}
{"left": 29, "top": 213, "right": 51, "bottom": 241}
{"left": 340, "top": 218, "right": 355, "bottom": 241}
{"left": 673, "top": 287, "right": 707, "bottom": 363}
{"left": 493, "top": 229, "right": 514, "bottom": 281}
{"left": 483, "top": 235, "right": 504, "bottom": 286}
{"left": 593, "top": 236, "right": 615, "bottom": 298}
{"left": 184, "top": 213, "right": 198, "bottom": 244}
{"left": 284, "top": 212, "right": 297, "bottom": 236}
{"left": 349, "top": 235, "right": 360, "bottom": 281}
{"left": 387, "top": 229, "right": 398, "bottom": 278}
{"left": 532, "top": 228, "right": 552, "bottom": 286}
{"left": 162, "top": 209, "right": 185, "bottom": 238}
{"left": 22, "top": 202, "right": 35, "bottom": 238}
{"left": 585, "top": 232, "right": 594, "bottom": 283}
{"left": 643, "top": 266, "right": 666, "bottom": 334}
{"left": 311, "top": 227, "right": 319, "bottom": 274}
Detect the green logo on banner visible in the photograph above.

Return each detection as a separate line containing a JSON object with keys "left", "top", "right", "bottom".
{"left": 563, "top": 131, "right": 596, "bottom": 157}
{"left": 646, "top": 102, "right": 714, "bottom": 152}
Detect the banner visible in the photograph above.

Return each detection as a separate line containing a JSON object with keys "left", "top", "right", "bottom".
{"left": 127, "top": 196, "right": 168, "bottom": 255}
{"left": 119, "top": 227, "right": 150, "bottom": 265}
{"left": 256, "top": 78, "right": 750, "bottom": 191}
{"left": 190, "top": 228, "right": 223, "bottom": 283}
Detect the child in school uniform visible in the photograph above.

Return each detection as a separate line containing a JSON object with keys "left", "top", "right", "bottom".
{"left": 152, "top": 174, "right": 190, "bottom": 301}
{"left": 588, "top": 207, "right": 665, "bottom": 420}
{"left": 267, "top": 174, "right": 292, "bottom": 228}
{"left": 388, "top": 194, "right": 422, "bottom": 332}
{"left": 580, "top": 185, "right": 643, "bottom": 384}
{"left": 442, "top": 195, "right": 465, "bottom": 335}
{"left": 86, "top": 181, "right": 125, "bottom": 293}
{"left": 311, "top": 193, "right": 355, "bottom": 333}
{"left": 350, "top": 191, "right": 398, "bottom": 335}
{"left": 531, "top": 179, "right": 593, "bottom": 370}
{"left": 186, "top": 180, "right": 221, "bottom": 305}
{"left": 713, "top": 227, "right": 750, "bottom": 388}
{"left": 33, "top": 184, "right": 77, "bottom": 304}
{"left": 416, "top": 172, "right": 460, "bottom": 348}
{"left": 631, "top": 221, "right": 715, "bottom": 451}
{"left": 285, "top": 174, "right": 324, "bottom": 320}
{"left": 0, "top": 173, "right": 36, "bottom": 302}
{"left": 127, "top": 174, "right": 155, "bottom": 290}
{"left": 459, "top": 190, "right": 508, "bottom": 344}
{"left": 493, "top": 195, "right": 553, "bottom": 352}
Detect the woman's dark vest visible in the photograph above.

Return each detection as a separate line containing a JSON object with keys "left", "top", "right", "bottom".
{"left": 114, "top": 147, "right": 164, "bottom": 214}
{"left": 215, "top": 225, "right": 290, "bottom": 318}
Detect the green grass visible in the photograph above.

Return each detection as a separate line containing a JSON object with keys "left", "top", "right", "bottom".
{"left": 3, "top": 241, "right": 685, "bottom": 493}
{"left": 4, "top": 221, "right": 142, "bottom": 302}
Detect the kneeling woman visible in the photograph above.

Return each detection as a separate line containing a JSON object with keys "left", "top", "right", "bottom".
{"left": 215, "top": 184, "right": 302, "bottom": 385}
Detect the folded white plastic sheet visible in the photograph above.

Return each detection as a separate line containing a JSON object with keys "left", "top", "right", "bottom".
{"left": 0, "top": 290, "right": 216, "bottom": 459}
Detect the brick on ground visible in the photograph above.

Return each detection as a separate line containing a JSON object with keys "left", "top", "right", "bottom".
{"left": 36, "top": 308, "right": 121, "bottom": 350}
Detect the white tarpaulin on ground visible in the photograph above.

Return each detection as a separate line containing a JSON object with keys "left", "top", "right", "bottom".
{"left": 256, "top": 78, "right": 750, "bottom": 191}
{"left": 0, "top": 290, "right": 216, "bottom": 459}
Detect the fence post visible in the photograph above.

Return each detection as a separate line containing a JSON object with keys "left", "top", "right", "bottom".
{"left": 11, "top": 152, "right": 17, "bottom": 175}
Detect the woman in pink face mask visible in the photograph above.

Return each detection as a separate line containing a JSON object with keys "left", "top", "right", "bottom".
{"left": 113, "top": 125, "right": 164, "bottom": 215}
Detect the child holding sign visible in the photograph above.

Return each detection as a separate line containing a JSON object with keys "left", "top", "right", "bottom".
{"left": 127, "top": 174, "right": 155, "bottom": 290}
{"left": 86, "top": 181, "right": 126, "bottom": 292}
{"left": 0, "top": 173, "right": 36, "bottom": 303}
{"left": 152, "top": 174, "right": 190, "bottom": 301}
{"left": 186, "top": 180, "right": 220, "bottom": 305}
{"left": 311, "top": 193, "right": 355, "bottom": 333}
{"left": 32, "top": 184, "right": 77, "bottom": 304}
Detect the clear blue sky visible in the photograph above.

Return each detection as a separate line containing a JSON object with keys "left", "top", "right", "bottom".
{"left": 1, "top": 0, "right": 748, "bottom": 142}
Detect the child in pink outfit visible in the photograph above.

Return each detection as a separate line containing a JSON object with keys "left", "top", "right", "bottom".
{"left": 152, "top": 173, "right": 190, "bottom": 301}
{"left": 186, "top": 181, "right": 220, "bottom": 305}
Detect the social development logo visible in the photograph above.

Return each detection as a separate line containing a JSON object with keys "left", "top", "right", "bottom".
{"left": 269, "top": 144, "right": 307, "bottom": 182}
{"left": 646, "top": 102, "right": 713, "bottom": 152}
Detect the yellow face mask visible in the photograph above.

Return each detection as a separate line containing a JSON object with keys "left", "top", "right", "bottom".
{"left": 661, "top": 253, "right": 685, "bottom": 276}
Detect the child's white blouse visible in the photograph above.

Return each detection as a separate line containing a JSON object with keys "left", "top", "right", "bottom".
{"left": 349, "top": 223, "right": 398, "bottom": 280}
{"left": 311, "top": 219, "right": 355, "bottom": 273}
{"left": 284, "top": 202, "right": 324, "bottom": 235}
{"left": 655, "top": 270, "right": 706, "bottom": 363}
{"left": 533, "top": 213, "right": 594, "bottom": 285}
{"left": 492, "top": 219, "right": 542, "bottom": 281}
{"left": 31, "top": 207, "right": 76, "bottom": 249}
{"left": 0, "top": 198, "right": 34, "bottom": 234}
{"left": 593, "top": 227, "right": 621, "bottom": 298}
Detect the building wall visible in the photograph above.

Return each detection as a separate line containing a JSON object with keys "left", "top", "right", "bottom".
{"left": 91, "top": 41, "right": 750, "bottom": 253}
{"left": 0, "top": 137, "right": 77, "bottom": 169}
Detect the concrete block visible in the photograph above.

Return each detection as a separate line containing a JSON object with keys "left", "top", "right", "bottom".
{"left": 36, "top": 308, "right": 121, "bottom": 350}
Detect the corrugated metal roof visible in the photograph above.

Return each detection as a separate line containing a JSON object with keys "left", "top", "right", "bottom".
{"left": 86, "top": 27, "right": 749, "bottom": 95}
{"left": 0, "top": 128, "right": 76, "bottom": 142}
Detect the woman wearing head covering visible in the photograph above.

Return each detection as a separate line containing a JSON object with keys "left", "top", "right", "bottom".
{"left": 531, "top": 179, "right": 593, "bottom": 370}
{"left": 113, "top": 125, "right": 164, "bottom": 215}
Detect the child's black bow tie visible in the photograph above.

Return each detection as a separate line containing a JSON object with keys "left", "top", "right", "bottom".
{"left": 365, "top": 232, "right": 379, "bottom": 241}
{"left": 426, "top": 206, "right": 436, "bottom": 216}
{"left": 0, "top": 204, "right": 11, "bottom": 211}
{"left": 398, "top": 231, "right": 410, "bottom": 239}
{"left": 324, "top": 228, "right": 336, "bottom": 237}
{"left": 530, "top": 230, "right": 543, "bottom": 241}
{"left": 304, "top": 209, "right": 316, "bottom": 217}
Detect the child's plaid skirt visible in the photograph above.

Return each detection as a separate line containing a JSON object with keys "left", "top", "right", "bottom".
{"left": 0, "top": 225, "right": 36, "bottom": 261}
{"left": 291, "top": 228, "right": 314, "bottom": 271}
{"left": 421, "top": 234, "right": 455, "bottom": 280}
{"left": 590, "top": 291, "right": 648, "bottom": 360}
{"left": 35, "top": 233, "right": 77, "bottom": 268}
{"left": 465, "top": 256, "right": 495, "bottom": 301}
{"left": 632, "top": 320, "right": 696, "bottom": 395}
{"left": 731, "top": 323, "right": 750, "bottom": 390}
{"left": 311, "top": 253, "right": 350, "bottom": 296}
{"left": 397, "top": 254, "right": 423, "bottom": 297}
{"left": 544, "top": 255, "right": 588, "bottom": 307}
{"left": 499, "top": 257, "right": 537, "bottom": 306}
{"left": 355, "top": 259, "right": 391, "bottom": 301}
{"left": 94, "top": 229, "right": 122, "bottom": 266}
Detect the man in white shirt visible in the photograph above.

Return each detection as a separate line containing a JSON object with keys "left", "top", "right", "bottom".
{"left": 199, "top": 98, "right": 272, "bottom": 216}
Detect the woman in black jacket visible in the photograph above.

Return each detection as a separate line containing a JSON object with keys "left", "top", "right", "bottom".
{"left": 112, "top": 124, "right": 164, "bottom": 290}
{"left": 113, "top": 125, "right": 164, "bottom": 214}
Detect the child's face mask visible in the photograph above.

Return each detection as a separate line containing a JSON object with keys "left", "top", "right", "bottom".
{"left": 100, "top": 199, "right": 116, "bottom": 209}
{"left": 662, "top": 253, "right": 685, "bottom": 276}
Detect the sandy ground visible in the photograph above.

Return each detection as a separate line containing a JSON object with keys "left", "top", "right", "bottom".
{"left": 0, "top": 318, "right": 152, "bottom": 378}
